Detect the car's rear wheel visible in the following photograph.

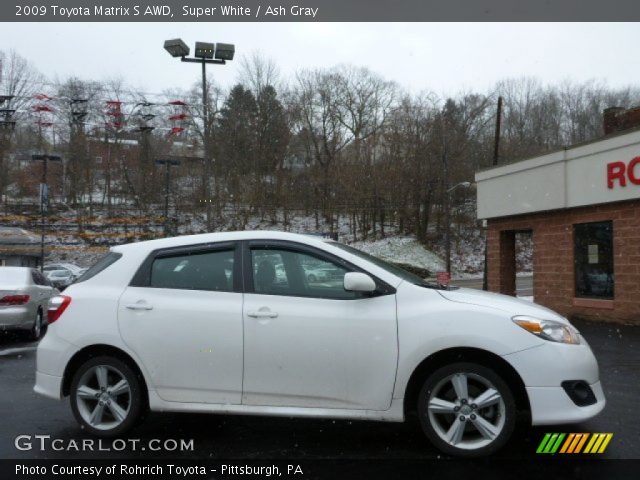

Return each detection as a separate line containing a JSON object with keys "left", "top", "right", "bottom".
{"left": 418, "top": 362, "right": 516, "bottom": 457}
{"left": 70, "top": 356, "right": 143, "bottom": 437}
{"left": 30, "top": 310, "right": 43, "bottom": 341}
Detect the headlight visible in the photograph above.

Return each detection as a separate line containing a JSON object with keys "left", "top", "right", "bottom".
{"left": 512, "top": 315, "right": 580, "bottom": 344}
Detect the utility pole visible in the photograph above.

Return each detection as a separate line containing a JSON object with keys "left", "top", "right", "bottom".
{"left": 201, "top": 60, "right": 212, "bottom": 230}
{"left": 492, "top": 96, "right": 503, "bottom": 167}
{"left": 443, "top": 140, "right": 451, "bottom": 275}
{"left": 164, "top": 39, "right": 235, "bottom": 231}
{"left": 483, "top": 96, "right": 503, "bottom": 291}
{"left": 0, "top": 96, "right": 16, "bottom": 211}
{"left": 69, "top": 98, "right": 88, "bottom": 204}
{"left": 31, "top": 154, "right": 62, "bottom": 271}
{"left": 155, "top": 159, "right": 181, "bottom": 235}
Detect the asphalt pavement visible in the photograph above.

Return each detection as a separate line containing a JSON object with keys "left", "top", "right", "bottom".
{"left": 452, "top": 274, "right": 534, "bottom": 297}
{"left": 0, "top": 309, "right": 637, "bottom": 460}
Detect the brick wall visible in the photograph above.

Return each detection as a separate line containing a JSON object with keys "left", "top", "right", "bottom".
{"left": 487, "top": 199, "right": 640, "bottom": 324}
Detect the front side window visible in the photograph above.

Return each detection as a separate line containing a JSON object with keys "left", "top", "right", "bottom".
{"left": 251, "top": 247, "right": 358, "bottom": 299}
{"left": 151, "top": 249, "right": 234, "bottom": 292}
{"left": 574, "top": 221, "right": 614, "bottom": 299}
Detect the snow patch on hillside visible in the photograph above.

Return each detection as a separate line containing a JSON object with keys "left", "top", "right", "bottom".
{"left": 350, "top": 237, "right": 445, "bottom": 274}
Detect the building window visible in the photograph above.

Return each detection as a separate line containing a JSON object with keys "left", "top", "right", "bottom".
{"left": 574, "top": 221, "right": 614, "bottom": 299}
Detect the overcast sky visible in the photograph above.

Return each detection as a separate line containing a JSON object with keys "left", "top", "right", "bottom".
{"left": 1, "top": 22, "right": 638, "bottom": 97}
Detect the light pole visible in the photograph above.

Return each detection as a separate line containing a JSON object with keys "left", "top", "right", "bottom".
{"left": 164, "top": 39, "right": 235, "bottom": 231}
{"left": 445, "top": 181, "right": 472, "bottom": 275}
{"left": 31, "top": 154, "right": 62, "bottom": 271}
{"left": 0, "top": 96, "right": 16, "bottom": 210}
{"left": 155, "top": 159, "right": 181, "bottom": 235}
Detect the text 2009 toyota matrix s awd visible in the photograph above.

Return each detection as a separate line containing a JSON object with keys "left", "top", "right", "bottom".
{"left": 34, "top": 231, "right": 605, "bottom": 457}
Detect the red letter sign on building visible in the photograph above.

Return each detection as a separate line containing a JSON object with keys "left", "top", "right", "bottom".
{"left": 607, "top": 157, "right": 640, "bottom": 188}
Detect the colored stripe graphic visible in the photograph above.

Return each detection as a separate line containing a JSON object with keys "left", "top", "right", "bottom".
{"left": 597, "top": 434, "right": 613, "bottom": 453}
{"left": 536, "top": 433, "right": 565, "bottom": 453}
{"left": 536, "top": 433, "right": 552, "bottom": 453}
{"left": 559, "top": 433, "right": 575, "bottom": 453}
{"left": 537, "top": 433, "right": 613, "bottom": 454}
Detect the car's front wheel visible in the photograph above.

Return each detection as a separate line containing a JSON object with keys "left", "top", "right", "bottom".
{"left": 418, "top": 362, "right": 516, "bottom": 457}
{"left": 70, "top": 356, "right": 143, "bottom": 437}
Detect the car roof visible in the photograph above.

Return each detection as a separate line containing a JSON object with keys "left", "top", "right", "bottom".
{"left": 0, "top": 266, "right": 32, "bottom": 285}
{"left": 111, "top": 231, "right": 332, "bottom": 254}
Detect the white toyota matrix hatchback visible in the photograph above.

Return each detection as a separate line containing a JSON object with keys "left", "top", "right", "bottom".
{"left": 35, "top": 231, "right": 605, "bottom": 457}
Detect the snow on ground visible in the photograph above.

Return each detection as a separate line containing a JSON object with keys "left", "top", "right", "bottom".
{"left": 350, "top": 236, "right": 445, "bottom": 274}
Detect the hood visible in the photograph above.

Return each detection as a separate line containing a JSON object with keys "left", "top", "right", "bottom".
{"left": 437, "top": 287, "right": 569, "bottom": 324}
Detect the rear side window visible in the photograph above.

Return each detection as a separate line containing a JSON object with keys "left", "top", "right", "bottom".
{"left": 75, "top": 252, "right": 123, "bottom": 283}
{"left": 150, "top": 250, "right": 234, "bottom": 292}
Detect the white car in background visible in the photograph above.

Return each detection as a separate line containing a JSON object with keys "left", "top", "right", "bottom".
{"left": 45, "top": 269, "right": 75, "bottom": 290}
{"left": 34, "top": 231, "right": 605, "bottom": 457}
{"left": 44, "top": 263, "right": 83, "bottom": 280}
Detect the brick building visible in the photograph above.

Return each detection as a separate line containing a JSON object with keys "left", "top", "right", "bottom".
{"left": 476, "top": 108, "right": 640, "bottom": 324}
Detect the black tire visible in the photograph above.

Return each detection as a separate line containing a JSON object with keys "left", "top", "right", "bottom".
{"left": 70, "top": 356, "right": 144, "bottom": 437}
{"left": 30, "top": 310, "right": 43, "bottom": 341}
{"left": 417, "top": 362, "right": 516, "bottom": 457}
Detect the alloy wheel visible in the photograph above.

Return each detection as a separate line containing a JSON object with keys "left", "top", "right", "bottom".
{"left": 426, "top": 372, "right": 506, "bottom": 450}
{"left": 75, "top": 365, "right": 131, "bottom": 431}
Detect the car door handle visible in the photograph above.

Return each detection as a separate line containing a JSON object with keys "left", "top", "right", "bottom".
{"left": 247, "top": 310, "right": 278, "bottom": 319}
{"left": 125, "top": 303, "right": 153, "bottom": 311}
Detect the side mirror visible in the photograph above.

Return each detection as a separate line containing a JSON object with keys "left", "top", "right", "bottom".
{"left": 344, "top": 272, "right": 376, "bottom": 293}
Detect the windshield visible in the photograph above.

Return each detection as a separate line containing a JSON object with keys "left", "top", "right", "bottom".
{"left": 329, "top": 242, "right": 449, "bottom": 289}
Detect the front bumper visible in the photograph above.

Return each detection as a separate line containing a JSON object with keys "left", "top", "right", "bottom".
{"left": 503, "top": 339, "right": 606, "bottom": 425}
{"left": 527, "top": 381, "right": 605, "bottom": 425}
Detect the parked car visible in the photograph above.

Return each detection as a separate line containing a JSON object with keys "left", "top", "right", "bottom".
{"left": 0, "top": 266, "right": 57, "bottom": 339}
{"left": 304, "top": 264, "right": 342, "bottom": 283}
{"left": 34, "top": 231, "right": 605, "bottom": 457}
{"left": 45, "top": 269, "right": 75, "bottom": 290}
{"left": 44, "top": 263, "right": 83, "bottom": 280}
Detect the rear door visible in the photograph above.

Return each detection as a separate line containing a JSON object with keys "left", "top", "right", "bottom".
{"left": 118, "top": 242, "right": 244, "bottom": 404}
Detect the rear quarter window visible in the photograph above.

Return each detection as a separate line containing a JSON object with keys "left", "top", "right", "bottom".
{"left": 74, "top": 252, "right": 123, "bottom": 283}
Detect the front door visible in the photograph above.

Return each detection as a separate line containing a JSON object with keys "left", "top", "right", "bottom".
{"left": 242, "top": 241, "right": 398, "bottom": 410}
{"left": 118, "top": 242, "right": 243, "bottom": 404}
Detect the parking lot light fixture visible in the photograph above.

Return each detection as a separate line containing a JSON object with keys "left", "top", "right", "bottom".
{"left": 194, "top": 42, "right": 215, "bottom": 59}
{"left": 163, "top": 38, "right": 190, "bottom": 58}
{"left": 214, "top": 43, "right": 235, "bottom": 61}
